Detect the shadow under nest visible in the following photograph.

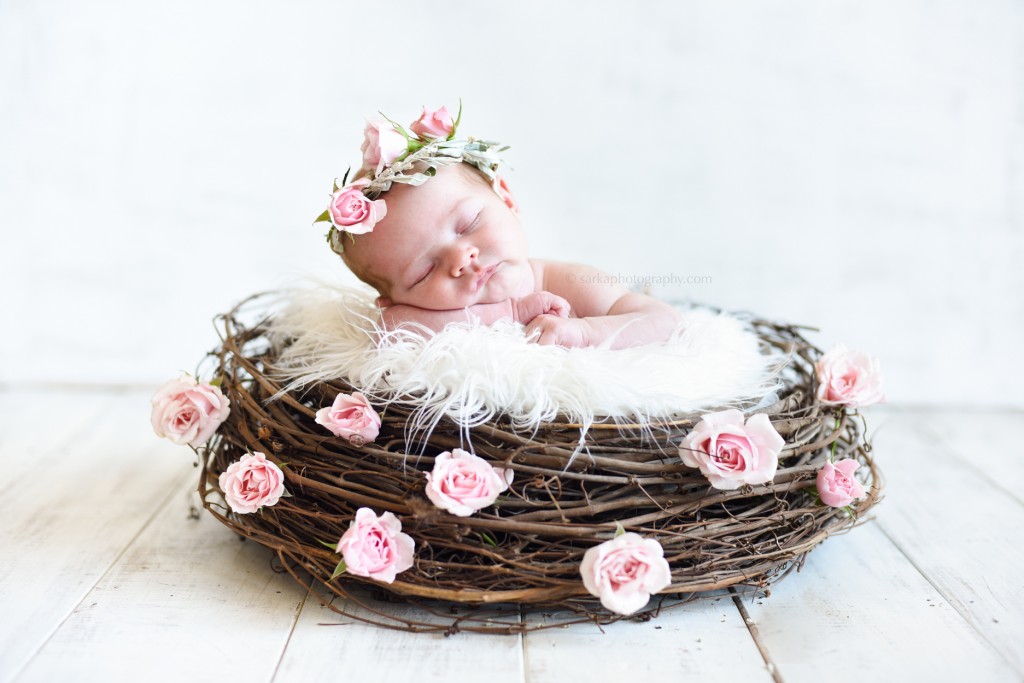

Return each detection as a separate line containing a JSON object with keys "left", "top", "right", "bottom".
{"left": 197, "top": 298, "right": 883, "bottom": 635}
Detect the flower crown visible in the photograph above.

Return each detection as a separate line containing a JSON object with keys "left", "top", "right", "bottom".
{"left": 314, "top": 103, "right": 509, "bottom": 255}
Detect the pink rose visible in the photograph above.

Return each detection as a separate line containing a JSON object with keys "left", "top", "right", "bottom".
{"left": 816, "top": 458, "right": 866, "bottom": 508}
{"left": 679, "top": 409, "right": 784, "bottom": 490}
{"left": 337, "top": 507, "right": 415, "bottom": 584}
{"left": 815, "top": 344, "right": 885, "bottom": 407}
{"left": 424, "top": 448, "right": 513, "bottom": 517}
{"left": 151, "top": 375, "right": 230, "bottom": 447}
{"left": 360, "top": 118, "right": 407, "bottom": 176}
{"left": 315, "top": 392, "right": 381, "bottom": 446}
{"left": 327, "top": 179, "right": 387, "bottom": 236}
{"left": 410, "top": 105, "right": 454, "bottom": 139}
{"left": 218, "top": 451, "right": 286, "bottom": 514}
{"left": 580, "top": 532, "right": 672, "bottom": 615}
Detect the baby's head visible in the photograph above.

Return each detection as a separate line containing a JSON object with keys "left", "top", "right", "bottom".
{"left": 319, "top": 106, "right": 532, "bottom": 311}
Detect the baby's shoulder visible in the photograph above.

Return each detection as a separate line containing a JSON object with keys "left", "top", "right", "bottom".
{"left": 529, "top": 259, "right": 611, "bottom": 290}
{"left": 528, "top": 258, "right": 584, "bottom": 291}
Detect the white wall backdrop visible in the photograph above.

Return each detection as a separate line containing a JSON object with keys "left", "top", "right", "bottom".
{"left": 2, "top": 0, "right": 1021, "bottom": 406}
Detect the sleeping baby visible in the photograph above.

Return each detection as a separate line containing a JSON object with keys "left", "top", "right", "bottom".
{"left": 317, "top": 105, "right": 683, "bottom": 349}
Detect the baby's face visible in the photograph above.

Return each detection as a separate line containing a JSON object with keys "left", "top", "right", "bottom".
{"left": 345, "top": 164, "right": 532, "bottom": 310}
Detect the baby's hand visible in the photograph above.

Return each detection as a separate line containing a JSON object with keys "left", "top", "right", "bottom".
{"left": 513, "top": 291, "right": 570, "bottom": 324}
{"left": 524, "top": 315, "right": 591, "bottom": 348}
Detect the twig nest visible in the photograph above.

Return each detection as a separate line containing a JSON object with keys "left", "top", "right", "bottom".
{"left": 198, "top": 295, "right": 882, "bottom": 634}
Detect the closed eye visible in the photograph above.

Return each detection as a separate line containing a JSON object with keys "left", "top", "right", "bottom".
{"left": 410, "top": 263, "right": 434, "bottom": 288}
{"left": 458, "top": 210, "right": 483, "bottom": 235}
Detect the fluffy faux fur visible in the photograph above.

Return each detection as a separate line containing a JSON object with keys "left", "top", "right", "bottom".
{"left": 263, "top": 284, "right": 783, "bottom": 449}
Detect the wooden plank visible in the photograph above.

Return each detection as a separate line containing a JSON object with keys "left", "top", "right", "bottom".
{"left": 0, "top": 390, "right": 190, "bottom": 683}
{"left": 0, "top": 389, "right": 117, "bottom": 467}
{"left": 911, "top": 409, "right": 1024, "bottom": 504}
{"left": 15, "top": 474, "right": 307, "bottom": 682}
{"left": 867, "top": 411, "right": 1024, "bottom": 674}
{"left": 742, "top": 523, "right": 1018, "bottom": 682}
{"left": 520, "top": 593, "right": 773, "bottom": 681}
{"left": 6, "top": 394, "right": 1020, "bottom": 681}
{"left": 274, "top": 585, "right": 524, "bottom": 683}
{"left": 739, "top": 411, "right": 1021, "bottom": 682}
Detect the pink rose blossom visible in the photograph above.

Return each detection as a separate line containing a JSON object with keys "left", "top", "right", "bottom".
{"left": 218, "top": 451, "right": 286, "bottom": 514}
{"left": 327, "top": 179, "right": 387, "bottom": 236}
{"left": 424, "top": 448, "right": 513, "bottom": 517}
{"left": 816, "top": 458, "right": 866, "bottom": 508}
{"left": 410, "top": 105, "right": 455, "bottom": 139}
{"left": 679, "top": 409, "right": 784, "bottom": 490}
{"left": 580, "top": 532, "right": 672, "bottom": 615}
{"left": 151, "top": 375, "right": 230, "bottom": 447}
{"left": 337, "top": 507, "right": 415, "bottom": 584}
{"left": 315, "top": 392, "right": 381, "bottom": 446}
{"left": 360, "top": 118, "right": 407, "bottom": 176}
{"left": 815, "top": 344, "right": 886, "bottom": 407}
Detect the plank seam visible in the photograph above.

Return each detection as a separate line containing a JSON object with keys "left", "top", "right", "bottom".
{"left": 518, "top": 605, "right": 528, "bottom": 683}
{"left": 873, "top": 521, "right": 1023, "bottom": 678}
{"left": 911, "top": 418, "right": 1024, "bottom": 509}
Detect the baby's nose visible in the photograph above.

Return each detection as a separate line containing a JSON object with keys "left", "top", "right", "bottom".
{"left": 449, "top": 244, "right": 480, "bottom": 278}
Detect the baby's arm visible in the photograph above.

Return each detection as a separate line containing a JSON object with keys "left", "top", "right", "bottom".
{"left": 527, "top": 261, "right": 683, "bottom": 349}
{"left": 380, "top": 292, "right": 569, "bottom": 332}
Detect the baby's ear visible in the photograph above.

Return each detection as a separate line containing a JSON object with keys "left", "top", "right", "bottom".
{"left": 493, "top": 176, "right": 519, "bottom": 215}
{"left": 375, "top": 295, "right": 393, "bottom": 309}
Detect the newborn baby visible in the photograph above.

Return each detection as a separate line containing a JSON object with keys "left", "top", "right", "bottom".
{"left": 321, "top": 106, "right": 683, "bottom": 349}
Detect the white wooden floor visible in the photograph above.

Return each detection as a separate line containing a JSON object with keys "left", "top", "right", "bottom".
{"left": 1, "top": 388, "right": 1021, "bottom": 683}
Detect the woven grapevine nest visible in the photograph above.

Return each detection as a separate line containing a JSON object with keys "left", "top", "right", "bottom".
{"left": 198, "top": 295, "right": 882, "bottom": 634}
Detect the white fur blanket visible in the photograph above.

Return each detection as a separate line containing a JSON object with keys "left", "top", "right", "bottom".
{"left": 263, "top": 285, "right": 782, "bottom": 442}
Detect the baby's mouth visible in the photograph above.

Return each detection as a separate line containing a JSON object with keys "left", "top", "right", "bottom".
{"left": 473, "top": 263, "right": 499, "bottom": 291}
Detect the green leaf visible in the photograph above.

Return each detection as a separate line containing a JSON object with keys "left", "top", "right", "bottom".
{"left": 314, "top": 209, "right": 331, "bottom": 224}
{"left": 614, "top": 522, "right": 626, "bottom": 537}
{"left": 449, "top": 98, "right": 463, "bottom": 140}
{"left": 480, "top": 530, "right": 497, "bottom": 547}
{"left": 330, "top": 558, "right": 347, "bottom": 580}
{"left": 378, "top": 111, "right": 411, "bottom": 143}
{"left": 342, "top": 166, "right": 351, "bottom": 187}
{"left": 317, "top": 539, "right": 338, "bottom": 551}
{"left": 209, "top": 376, "right": 224, "bottom": 388}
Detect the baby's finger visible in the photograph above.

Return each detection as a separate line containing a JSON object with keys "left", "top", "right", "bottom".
{"left": 524, "top": 318, "right": 545, "bottom": 344}
{"left": 525, "top": 316, "right": 556, "bottom": 345}
{"left": 547, "top": 295, "right": 571, "bottom": 318}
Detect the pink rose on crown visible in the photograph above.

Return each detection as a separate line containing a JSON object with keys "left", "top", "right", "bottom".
{"left": 815, "top": 344, "right": 885, "bottom": 408}
{"left": 361, "top": 118, "right": 407, "bottom": 176}
{"left": 336, "top": 508, "right": 415, "bottom": 584}
{"left": 679, "top": 409, "right": 784, "bottom": 490}
{"left": 817, "top": 458, "right": 867, "bottom": 508}
{"left": 424, "top": 448, "right": 513, "bottom": 517}
{"left": 315, "top": 391, "right": 381, "bottom": 446}
{"left": 580, "top": 532, "right": 672, "bottom": 615}
{"left": 327, "top": 179, "right": 387, "bottom": 236}
{"left": 410, "top": 105, "right": 455, "bottom": 139}
{"left": 151, "top": 375, "right": 230, "bottom": 447}
{"left": 218, "top": 451, "right": 287, "bottom": 514}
